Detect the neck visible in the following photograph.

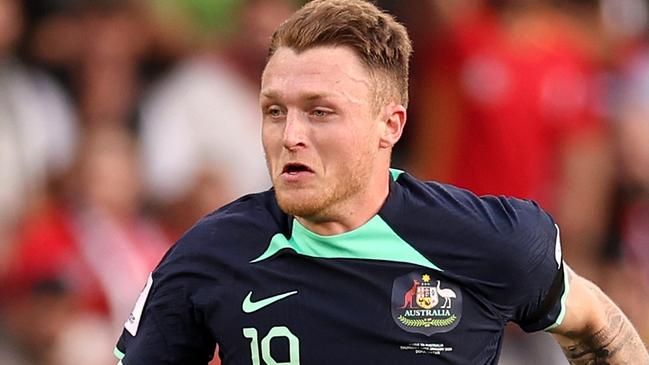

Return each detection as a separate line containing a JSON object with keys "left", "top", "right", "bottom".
{"left": 296, "top": 168, "right": 391, "bottom": 236}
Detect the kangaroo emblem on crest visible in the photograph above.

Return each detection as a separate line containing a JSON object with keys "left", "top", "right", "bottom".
{"left": 401, "top": 279, "right": 420, "bottom": 308}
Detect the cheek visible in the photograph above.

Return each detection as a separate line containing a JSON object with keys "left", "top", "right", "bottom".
{"left": 261, "top": 124, "right": 279, "bottom": 152}
{"left": 319, "top": 127, "right": 365, "bottom": 162}
{"left": 341, "top": 123, "right": 376, "bottom": 152}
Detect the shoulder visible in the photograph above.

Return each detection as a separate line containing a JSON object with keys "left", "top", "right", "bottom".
{"left": 391, "top": 173, "right": 564, "bottom": 319}
{"left": 389, "top": 172, "right": 559, "bottom": 273}
{"left": 156, "top": 190, "right": 288, "bottom": 276}
{"left": 394, "top": 172, "right": 556, "bottom": 239}
{"left": 6, "top": 61, "right": 75, "bottom": 115}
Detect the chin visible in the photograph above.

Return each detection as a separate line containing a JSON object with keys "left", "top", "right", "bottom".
{"left": 274, "top": 188, "right": 326, "bottom": 217}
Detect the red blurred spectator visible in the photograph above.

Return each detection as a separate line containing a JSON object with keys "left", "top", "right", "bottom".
{"left": 2, "top": 125, "right": 168, "bottom": 364}
{"left": 0, "top": 0, "right": 78, "bottom": 267}
{"left": 408, "top": 1, "right": 613, "bottom": 278}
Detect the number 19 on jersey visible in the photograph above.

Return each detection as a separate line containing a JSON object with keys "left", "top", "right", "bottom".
{"left": 243, "top": 326, "right": 300, "bottom": 365}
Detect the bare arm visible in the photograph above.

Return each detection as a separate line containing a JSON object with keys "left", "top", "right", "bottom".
{"left": 550, "top": 267, "right": 649, "bottom": 364}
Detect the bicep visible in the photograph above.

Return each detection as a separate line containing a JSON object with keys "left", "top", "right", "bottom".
{"left": 547, "top": 266, "right": 649, "bottom": 363}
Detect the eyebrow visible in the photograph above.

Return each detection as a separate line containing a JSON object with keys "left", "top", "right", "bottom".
{"left": 260, "top": 90, "right": 337, "bottom": 101}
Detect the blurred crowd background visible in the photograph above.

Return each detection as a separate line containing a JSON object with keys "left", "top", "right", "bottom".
{"left": 0, "top": 0, "right": 648, "bottom": 364}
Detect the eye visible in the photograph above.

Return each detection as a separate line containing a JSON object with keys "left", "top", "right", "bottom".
{"left": 265, "top": 106, "right": 284, "bottom": 118}
{"left": 311, "top": 109, "right": 330, "bottom": 118}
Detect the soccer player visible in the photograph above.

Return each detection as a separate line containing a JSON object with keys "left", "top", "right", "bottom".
{"left": 115, "top": 1, "right": 649, "bottom": 364}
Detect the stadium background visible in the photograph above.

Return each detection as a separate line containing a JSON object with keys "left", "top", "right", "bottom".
{"left": 1, "top": 0, "right": 648, "bottom": 364}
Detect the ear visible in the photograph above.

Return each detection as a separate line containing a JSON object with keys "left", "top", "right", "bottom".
{"left": 379, "top": 104, "right": 407, "bottom": 149}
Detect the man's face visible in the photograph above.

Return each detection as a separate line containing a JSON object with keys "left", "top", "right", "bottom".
{"left": 261, "top": 46, "right": 382, "bottom": 218}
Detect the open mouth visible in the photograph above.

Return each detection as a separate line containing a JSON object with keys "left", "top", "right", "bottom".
{"left": 282, "top": 162, "right": 314, "bottom": 175}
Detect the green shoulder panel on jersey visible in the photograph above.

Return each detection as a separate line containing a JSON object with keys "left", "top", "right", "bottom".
{"left": 390, "top": 168, "right": 404, "bottom": 181}
{"left": 114, "top": 347, "right": 125, "bottom": 360}
{"left": 251, "top": 214, "right": 442, "bottom": 271}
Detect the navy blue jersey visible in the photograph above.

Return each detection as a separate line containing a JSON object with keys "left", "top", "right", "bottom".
{"left": 115, "top": 170, "right": 568, "bottom": 364}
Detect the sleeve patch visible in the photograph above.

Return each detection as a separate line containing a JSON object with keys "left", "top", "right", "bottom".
{"left": 124, "top": 272, "right": 154, "bottom": 336}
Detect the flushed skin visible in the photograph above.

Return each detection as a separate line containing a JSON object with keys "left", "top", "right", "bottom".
{"left": 261, "top": 45, "right": 405, "bottom": 235}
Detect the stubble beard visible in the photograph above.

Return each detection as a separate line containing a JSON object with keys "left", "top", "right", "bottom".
{"left": 268, "top": 152, "right": 375, "bottom": 219}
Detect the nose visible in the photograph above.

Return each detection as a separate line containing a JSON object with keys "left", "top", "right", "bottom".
{"left": 282, "top": 109, "right": 307, "bottom": 150}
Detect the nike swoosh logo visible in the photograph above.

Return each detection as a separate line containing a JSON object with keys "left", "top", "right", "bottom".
{"left": 242, "top": 290, "right": 298, "bottom": 313}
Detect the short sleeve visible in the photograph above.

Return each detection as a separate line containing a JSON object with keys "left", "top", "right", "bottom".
{"left": 461, "top": 195, "right": 569, "bottom": 333}
{"left": 495, "top": 199, "right": 568, "bottom": 332}
{"left": 114, "top": 240, "right": 217, "bottom": 364}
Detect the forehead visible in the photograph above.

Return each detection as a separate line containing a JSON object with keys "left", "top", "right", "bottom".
{"left": 261, "top": 46, "right": 372, "bottom": 100}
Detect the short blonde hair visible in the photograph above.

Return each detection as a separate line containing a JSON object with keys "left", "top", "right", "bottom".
{"left": 267, "top": 0, "right": 412, "bottom": 108}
